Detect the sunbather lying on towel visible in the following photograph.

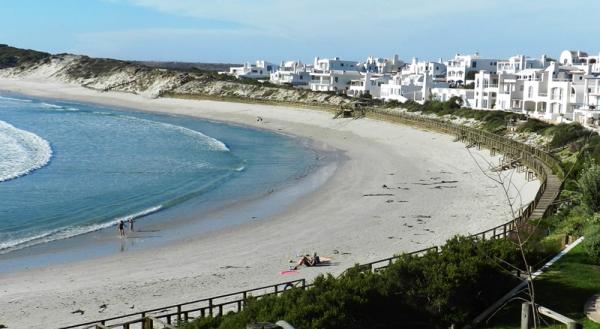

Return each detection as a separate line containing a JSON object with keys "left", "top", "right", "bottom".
{"left": 292, "top": 252, "right": 331, "bottom": 270}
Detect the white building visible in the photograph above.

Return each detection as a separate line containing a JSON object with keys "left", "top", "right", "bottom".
{"left": 466, "top": 53, "right": 600, "bottom": 124}
{"left": 228, "top": 60, "right": 279, "bottom": 79}
{"left": 270, "top": 61, "right": 311, "bottom": 86}
{"left": 401, "top": 57, "right": 447, "bottom": 79}
{"left": 431, "top": 88, "right": 476, "bottom": 108}
{"left": 559, "top": 50, "right": 600, "bottom": 73}
{"left": 347, "top": 72, "right": 391, "bottom": 98}
{"left": 381, "top": 72, "right": 447, "bottom": 103}
{"left": 496, "top": 55, "right": 548, "bottom": 74}
{"left": 309, "top": 57, "right": 362, "bottom": 92}
{"left": 445, "top": 53, "right": 501, "bottom": 86}
{"left": 362, "top": 55, "right": 404, "bottom": 74}
{"left": 473, "top": 70, "right": 499, "bottom": 110}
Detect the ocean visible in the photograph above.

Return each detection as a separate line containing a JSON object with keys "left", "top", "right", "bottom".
{"left": 0, "top": 92, "right": 319, "bottom": 260}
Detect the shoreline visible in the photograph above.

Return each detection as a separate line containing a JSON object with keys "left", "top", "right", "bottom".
{"left": 0, "top": 78, "right": 541, "bottom": 328}
{"left": 0, "top": 97, "right": 339, "bottom": 272}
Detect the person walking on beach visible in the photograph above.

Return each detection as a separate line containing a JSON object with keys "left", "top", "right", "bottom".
{"left": 118, "top": 220, "right": 125, "bottom": 237}
{"left": 128, "top": 218, "right": 134, "bottom": 232}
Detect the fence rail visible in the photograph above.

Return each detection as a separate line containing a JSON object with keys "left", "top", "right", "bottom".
{"left": 62, "top": 108, "right": 563, "bottom": 329}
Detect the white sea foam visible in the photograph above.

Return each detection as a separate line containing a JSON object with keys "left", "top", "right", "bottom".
{"left": 0, "top": 95, "right": 32, "bottom": 103}
{"left": 0, "top": 205, "right": 163, "bottom": 253}
{"left": 121, "top": 115, "right": 230, "bottom": 151}
{"left": 40, "top": 102, "right": 63, "bottom": 109}
{"left": 0, "top": 120, "right": 53, "bottom": 182}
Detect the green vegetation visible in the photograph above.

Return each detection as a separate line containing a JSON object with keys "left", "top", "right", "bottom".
{"left": 487, "top": 244, "right": 600, "bottom": 328}
{"left": 516, "top": 118, "right": 553, "bottom": 133}
{"left": 577, "top": 161, "right": 600, "bottom": 213}
{"left": 546, "top": 123, "right": 590, "bottom": 149}
{"left": 0, "top": 44, "right": 50, "bottom": 69}
{"left": 584, "top": 226, "right": 600, "bottom": 263}
{"left": 402, "top": 97, "right": 525, "bottom": 133}
{"left": 181, "top": 238, "right": 530, "bottom": 329}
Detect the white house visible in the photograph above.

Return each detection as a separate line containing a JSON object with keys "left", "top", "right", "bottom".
{"left": 228, "top": 60, "right": 279, "bottom": 79}
{"left": 445, "top": 53, "right": 501, "bottom": 86}
{"left": 347, "top": 72, "right": 391, "bottom": 98}
{"left": 401, "top": 57, "right": 447, "bottom": 79}
{"left": 380, "top": 72, "right": 447, "bottom": 103}
{"left": 473, "top": 70, "right": 499, "bottom": 110}
{"left": 431, "top": 87, "right": 476, "bottom": 108}
{"left": 309, "top": 57, "right": 362, "bottom": 92}
{"left": 362, "top": 55, "right": 404, "bottom": 74}
{"left": 496, "top": 55, "right": 548, "bottom": 74}
{"left": 467, "top": 56, "right": 599, "bottom": 123}
{"left": 270, "top": 61, "right": 311, "bottom": 86}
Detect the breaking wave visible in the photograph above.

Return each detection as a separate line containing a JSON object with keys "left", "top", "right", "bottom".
{"left": 0, "top": 205, "right": 163, "bottom": 254}
{"left": 0, "top": 120, "right": 53, "bottom": 182}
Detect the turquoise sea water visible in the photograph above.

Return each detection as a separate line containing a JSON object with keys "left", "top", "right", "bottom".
{"left": 0, "top": 92, "right": 318, "bottom": 257}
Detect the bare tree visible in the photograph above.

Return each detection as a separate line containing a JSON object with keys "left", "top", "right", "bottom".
{"left": 465, "top": 146, "right": 541, "bottom": 328}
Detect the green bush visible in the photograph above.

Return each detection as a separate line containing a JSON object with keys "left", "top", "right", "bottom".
{"left": 180, "top": 237, "right": 521, "bottom": 329}
{"left": 517, "top": 119, "right": 552, "bottom": 133}
{"left": 577, "top": 160, "right": 600, "bottom": 212}
{"left": 546, "top": 123, "right": 589, "bottom": 148}
{"left": 583, "top": 225, "right": 600, "bottom": 263}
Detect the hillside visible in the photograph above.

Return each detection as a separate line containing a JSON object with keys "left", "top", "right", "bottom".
{"left": 0, "top": 44, "right": 50, "bottom": 69}
{"left": 0, "top": 45, "right": 350, "bottom": 106}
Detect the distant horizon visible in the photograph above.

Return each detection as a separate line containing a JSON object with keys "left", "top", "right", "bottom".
{"left": 2, "top": 0, "right": 599, "bottom": 63}
{"left": 5, "top": 42, "right": 592, "bottom": 67}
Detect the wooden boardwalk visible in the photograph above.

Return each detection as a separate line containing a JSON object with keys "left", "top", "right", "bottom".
{"left": 530, "top": 165, "right": 562, "bottom": 219}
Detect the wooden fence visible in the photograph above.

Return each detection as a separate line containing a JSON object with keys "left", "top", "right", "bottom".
{"left": 60, "top": 279, "right": 306, "bottom": 329}
{"left": 61, "top": 109, "right": 563, "bottom": 329}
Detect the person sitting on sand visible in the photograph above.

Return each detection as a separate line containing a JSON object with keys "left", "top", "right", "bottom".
{"left": 293, "top": 252, "right": 321, "bottom": 270}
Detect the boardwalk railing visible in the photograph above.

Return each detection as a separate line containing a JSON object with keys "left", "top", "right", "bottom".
{"left": 59, "top": 279, "right": 306, "bottom": 329}
{"left": 62, "top": 108, "right": 563, "bottom": 329}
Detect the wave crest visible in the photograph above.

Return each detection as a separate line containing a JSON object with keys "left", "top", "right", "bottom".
{"left": 0, "top": 205, "right": 163, "bottom": 254}
{"left": 0, "top": 120, "right": 53, "bottom": 182}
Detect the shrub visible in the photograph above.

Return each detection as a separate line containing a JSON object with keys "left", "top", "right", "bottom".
{"left": 180, "top": 237, "right": 520, "bottom": 329}
{"left": 547, "top": 123, "right": 589, "bottom": 148}
{"left": 583, "top": 225, "right": 600, "bottom": 264}
{"left": 517, "top": 119, "right": 552, "bottom": 133}
{"left": 577, "top": 160, "right": 600, "bottom": 212}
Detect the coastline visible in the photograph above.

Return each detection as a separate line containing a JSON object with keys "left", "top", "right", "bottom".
{"left": 0, "top": 97, "right": 337, "bottom": 271}
{"left": 0, "top": 78, "right": 541, "bottom": 328}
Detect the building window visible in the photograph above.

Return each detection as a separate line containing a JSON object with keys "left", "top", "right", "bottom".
{"left": 472, "top": 61, "right": 477, "bottom": 68}
{"left": 334, "top": 77, "right": 339, "bottom": 83}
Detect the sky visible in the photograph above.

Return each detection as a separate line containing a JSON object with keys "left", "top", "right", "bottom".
{"left": 1, "top": 0, "right": 599, "bottom": 64}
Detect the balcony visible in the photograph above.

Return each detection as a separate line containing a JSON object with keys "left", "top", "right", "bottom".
{"left": 482, "top": 84, "right": 498, "bottom": 89}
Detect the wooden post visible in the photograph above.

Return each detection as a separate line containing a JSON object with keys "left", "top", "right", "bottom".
{"left": 177, "top": 305, "right": 182, "bottom": 323}
{"left": 143, "top": 317, "right": 153, "bottom": 329}
{"left": 521, "top": 302, "right": 531, "bottom": 329}
{"left": 208, "top": 299, "right": 213, "bottom": 317}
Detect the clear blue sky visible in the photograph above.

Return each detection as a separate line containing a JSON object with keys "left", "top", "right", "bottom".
{"left": 1, "top": 0, "right": 598, "bottom": 64}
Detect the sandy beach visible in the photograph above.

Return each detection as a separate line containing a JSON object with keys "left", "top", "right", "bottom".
{"left": 0, "top": 78, "right": 540, "bottom": 328}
